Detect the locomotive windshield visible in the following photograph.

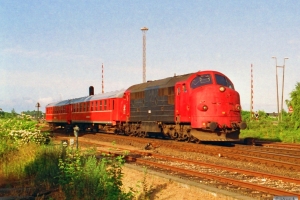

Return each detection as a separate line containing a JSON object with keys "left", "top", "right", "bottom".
{"left": 215, "top": 74, "right": 234, "bottom": 89}
{"left": 190, "top": 74, "right": 212, "bottom": 89}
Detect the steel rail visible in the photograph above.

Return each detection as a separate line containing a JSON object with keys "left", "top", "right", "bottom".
{"left": 135, "top": 158, "right": 300, "bottom": 197}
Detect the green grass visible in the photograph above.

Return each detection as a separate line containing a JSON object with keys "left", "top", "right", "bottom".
{"left": 241, "top": 110, "right": 300, "bottom": 143}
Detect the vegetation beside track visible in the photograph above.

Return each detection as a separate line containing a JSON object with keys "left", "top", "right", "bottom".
{"left": 241, "top": 110, "right": 300, "bottom": 143}
{"left": 240, "top": 82, "right": 300, "bottom": 143}
{"left": 0, "top": 115, "right": 136, "bottom": 199}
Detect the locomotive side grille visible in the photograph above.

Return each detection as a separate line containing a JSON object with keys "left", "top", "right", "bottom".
{"left": 130, "top": 91, "right": 145, "bottom": 100}
{"left": 168, "top": 95, "right": 174, "bottom": 104}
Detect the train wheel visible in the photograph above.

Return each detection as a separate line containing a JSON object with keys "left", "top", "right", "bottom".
{"left": 170, "top": 132, "right": 179, "bottom": 140}
{"left": 185, "top": 136, "right": 191, "bottom": 143}
{"left": 139, "top": 131, "right": 146, "bottom": 138}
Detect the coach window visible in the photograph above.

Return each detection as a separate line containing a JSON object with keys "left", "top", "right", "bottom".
{"left": 104, "top": 100, "right": 107, "bottom": 110}
{"left": 95, "top": 101, "right": 97, "bottom": 111}
{"left": 99, "top": 101, "right": 102, "bottom": 110}
{"left": 190, "top": 74, "right": 212, "bottom": 89}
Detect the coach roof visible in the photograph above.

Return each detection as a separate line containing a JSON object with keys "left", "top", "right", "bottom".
{"left": 46, "top": 89, "right": 126, "bottom": 107}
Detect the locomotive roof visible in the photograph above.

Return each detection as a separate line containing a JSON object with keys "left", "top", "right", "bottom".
{"left": 127, "top": 73, "right": 192, "bottom": 92}
{"left": 46, "top": 89, "right": 126, "bottom": 107}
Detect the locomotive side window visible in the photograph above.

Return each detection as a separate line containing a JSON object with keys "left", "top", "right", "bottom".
{"left": 183, "top": 84, "right": 187, "bottom": 92}
{"left": 190, "top": 74, "right": 212, "bottom": 89}
{"left": 177, "top": 87, "right": 181, "bottom": 95}
{"left": 215, "top": 74, "right": 234, "bottom": 89}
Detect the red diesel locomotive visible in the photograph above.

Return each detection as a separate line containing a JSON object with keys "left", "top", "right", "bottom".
{"left": 46, "top": 70, "right": 246, "bottom": 142}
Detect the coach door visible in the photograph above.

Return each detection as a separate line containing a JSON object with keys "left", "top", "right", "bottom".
{"left": 66, "top": 102, "right": 72, "bottom": 124}
{"left": 120, "top": 91, "right": 130, "bottom": 122}
{"left": 175, "top": 82, "right": 190, "bottom": 122}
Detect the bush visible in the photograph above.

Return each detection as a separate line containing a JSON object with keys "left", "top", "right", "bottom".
{"left": 241, "top": 110, "right": 300, "bottom": 143}
{"left": 58, "top": 148, "right": 133, "bottom": 200}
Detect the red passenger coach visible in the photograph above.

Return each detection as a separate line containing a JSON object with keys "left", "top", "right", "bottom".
{"left": 46, "top": 89, "right": 127, "bottom": 132}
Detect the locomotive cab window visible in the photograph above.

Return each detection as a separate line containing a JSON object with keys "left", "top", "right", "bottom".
{"left": 215, "top": 74, "right": 234, "bottom": 89}
{"left": 190, "top": 74, "right": 212, "bottom": 89}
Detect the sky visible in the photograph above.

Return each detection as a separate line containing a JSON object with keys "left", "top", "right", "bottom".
{"left": 1, "top": 0, "right": 300, "bottom": 114}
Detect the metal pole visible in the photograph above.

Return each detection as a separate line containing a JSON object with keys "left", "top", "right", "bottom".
{"left": 250, "top": 64, "right": 253, "bottom": 121}
{"left": 272, "top": 56, "right": 288, "bottom": 122}
{"left": 141, "top": 27, "right": 148, "bottom": 83}
{"left": 272, "top": 57, "right": 280, "bottom": 122}
{"left": 276, "top": 66, "right": 280, "bottom": 121}
{"left": 281, "top": 58, "right": 288, "bottom": 121}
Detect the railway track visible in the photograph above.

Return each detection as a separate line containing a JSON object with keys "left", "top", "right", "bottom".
{"left": 53, "top": 132, "right": 300, "bottom": 199}
{"left": 254, "top": 141, "right": 300, "bottom": 150}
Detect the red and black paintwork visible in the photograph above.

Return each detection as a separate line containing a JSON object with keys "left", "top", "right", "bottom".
{"left": 46, "top": 70, "right": 246, "bottom": 142}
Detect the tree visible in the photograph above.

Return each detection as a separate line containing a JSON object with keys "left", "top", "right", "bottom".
{"left": 289, "top": 82, "right": 300, "bottom": 129}
{"left": 11, "top": 108, "right": 17, "bottom": 116}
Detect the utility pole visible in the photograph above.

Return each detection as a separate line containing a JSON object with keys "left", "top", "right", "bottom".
{"left": 271, "top": 57, "right": 288, "bottom": 121}
{"left": 102, "top": 63, "right": 104, "bottom": 93}
{"left": 250, "top": 64, "right": 253, "bottom": 121}
{"left": 36, "top": 102, "right": 40, "bottom": 121}
{"left": 141, "top": 27, "right": 148, "bottom": 83}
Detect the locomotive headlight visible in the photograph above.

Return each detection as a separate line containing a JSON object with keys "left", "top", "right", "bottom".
{"left": 235, "top": 104, "right": 241, "bottom": 111}
{"left": 197, "top": 104, "right": 208, "bottom": 111}
{"left": 219, "top": 86, "right": 226, "bottom": 92}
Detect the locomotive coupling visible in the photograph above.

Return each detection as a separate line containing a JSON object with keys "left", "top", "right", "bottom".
{"left": 208, "top": 122, "right": 217, "bottom": 131}
{"left": 231, "top": 122, "right": 247, "bottom": 130}
{"left": 238, "top": 122, "right": 247, "bottom": 130}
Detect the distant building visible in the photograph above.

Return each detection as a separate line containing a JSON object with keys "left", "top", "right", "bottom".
{"left": 266, "top": 112, "right": 278, "bottom": 118}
